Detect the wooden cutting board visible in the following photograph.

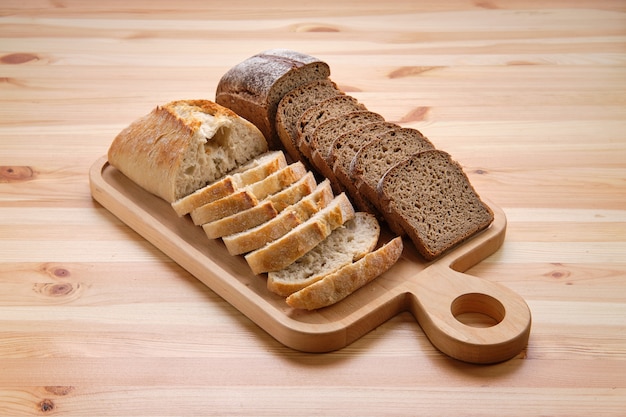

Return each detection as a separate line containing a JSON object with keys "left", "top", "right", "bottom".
{"left": 89, "top": 156, "right": 531, "bottom": 364}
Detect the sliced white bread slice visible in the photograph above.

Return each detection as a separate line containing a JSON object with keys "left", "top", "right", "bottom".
{"left": 203, "top": 201, "right": 278, "bottom": 240}
{"left": 244, "top": 193, "right": 355, "bottom": 275}
{"left": 259, "top": 171, "right": 316, "bottom": 213}
{"left": 286, "top": 236, "right": 403, "bottom": 310}
{"left": 190, "top": 161, "right": 306, "bottom": 225}
{"left": 267, "top": 212, "right": 380, "bottom": 297}
{"left": 190, "top": 190, "right": 258, "bottom": 226}
{"left": 222, "top": 180, "right": 334, "bottom": 256}
{"left": 202, "top": 172, "right": 317, "bottom": 240}
{"left": 172, "top": 150, "right": 286, "bottom": 216}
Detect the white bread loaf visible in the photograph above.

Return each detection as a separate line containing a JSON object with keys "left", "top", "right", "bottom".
{"left": 108, "top": 100, "right": 267, "bottom": 203}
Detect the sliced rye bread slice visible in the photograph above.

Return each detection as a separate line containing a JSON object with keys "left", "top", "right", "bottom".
{"left": 215, "top": 49, "right": 331, "bottom": 149}
{"left": 296, "top": 95, "right": 366, "bottom": 163}
{"left": 202, "top": 171, "right": 317, "bottom": 239}
{"left": 171, "top": 150, "right": 287, "bottom": 217}
{"left": 309, "top": 111, "right": 385, "bottom": 192}
{"left": 244, "top": 193, "right": 355, "bottom": 274}
{"left": 330, "top": 122, "right": 399, "bottom": 184}
{"left": 223, "top": 179, "right": 334, "bottom": 255}
{"left": 190, "top": 161, "right": 307, "bottom": 225}
{"left": 267, "top": 212, "right": 381, "bottom": 297}
{"left": 275, "top": 79, "right": 343, "bottom": 163}
{"left": 377, "top": 150, "right": 494, "bottom": 260}
{"left": 350, "top": 127, "right": 434, "bottom": 212}
{"left": 285, "top": 236, "right": 403, "bottom": 310}
{"left": 329, "top": 121, "right": 399, "bottom": 214}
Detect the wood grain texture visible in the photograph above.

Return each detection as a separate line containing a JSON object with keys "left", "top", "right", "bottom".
{"left": 1, "top": 0, "right": 625, "bottom": 415}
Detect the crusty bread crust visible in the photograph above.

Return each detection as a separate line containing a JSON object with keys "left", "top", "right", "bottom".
{"left": 108, "top": 100, "right": 267, "bottom": 203}
{"left": 267, "top": 212, "right": 381, "bottom": 297}
{"left": 171, "top": 150, "right": 287, "bottom": 217}
{"left": 203, "top": 171, "right": 317, "bottom": 239}
{"left": 244, "top": 193, "right": 355, "bottom": 274}
{"left": 286, "top": 237, "right": 403, "bottom": 310}
{"left": 202, "top": 201, "right": 278, "bottom": 240}
{"left": 222, "top": 180, "right": 334, "bottom": 256}
{"left": 189, "top": 162, "right": 306, "bottom": 225}
{"left": 190, "top": 190, "right": 258, "bottom": 226}
{"left": 246, "top": 162, "right": 307, "bottom": 201}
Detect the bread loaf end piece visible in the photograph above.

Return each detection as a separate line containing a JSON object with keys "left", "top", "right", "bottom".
{"left": 108, "top": 100, "right": 268, "bottom": 203}
{"left": 215, "top": 49, "right": 331, "bottom": 149}
{"left": 378, "top": 150, "right": 494, "bottom": 260}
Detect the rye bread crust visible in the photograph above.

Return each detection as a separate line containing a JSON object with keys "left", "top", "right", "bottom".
{"left": 216, "top": 49, "right": 331, "bottom": 149}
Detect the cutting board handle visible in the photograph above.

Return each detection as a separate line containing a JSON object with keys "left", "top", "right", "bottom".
{"left": 408, "top": 264, "right": 531, "bottom": 364}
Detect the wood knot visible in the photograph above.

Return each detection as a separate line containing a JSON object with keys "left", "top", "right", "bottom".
{"left": 548, "top": 269, "right": 571, "bottom": 280}
{"left": 33, "top": 282, "right": 82, "bottom": 302}
{"left": 473, "top": 169, "right": 489, "bottom": 175}
{"left": 397, "top": 106, "right": 430, "bottom": 123}
{"left": 335, "top": 84, "right": 362, "bottom": 93}
{"left": 1, "top": 52, "right": 40, "bottom": 64}
{"left": 40, "top": 263, "right": 72, "bottom": 279}
{"left": 53, "top": 268, "right": 70, "bottom": 278}
{"left": 475, "top": 1, "right": 498, "bottom": 9}
{"left": 294, "top": 23, "right": 340, "bottom": 32}
{"left": 38, "top": 398, "right": 55, "bottom": 413}
{"left": 45, "top": 385, "right": 75, "bottom": 396}
{"left": 388, "top": 66, "right": 441, "bottom": 79}
{"left": 0, "top": 166, "right": 37, "bottom": 183}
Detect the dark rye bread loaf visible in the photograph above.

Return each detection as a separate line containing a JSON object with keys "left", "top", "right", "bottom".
{"left": 275, "top": 79, "right": 343, "bottom": 163}
{"left": 296, "top": 95, "right": 366, "bottom": 163}
{"left": 215, "top": 49, "right": 330, "bottom": 149}
{"left": 309, "top": 111, "right": 385, "bottom": 187}
{"left": 378, "top": 150, "right": 494, "bottom": 260}
{"left": 350, "top": 127, "right": 435, "bottom": 212}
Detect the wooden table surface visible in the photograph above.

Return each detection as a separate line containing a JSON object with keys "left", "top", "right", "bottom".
{"left": 1, "top": 1, "right": 625, "bottom": 415}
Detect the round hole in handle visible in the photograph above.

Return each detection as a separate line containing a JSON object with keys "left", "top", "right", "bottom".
{"left": 451, "top": 293, "right": 505, "bottom": 328}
